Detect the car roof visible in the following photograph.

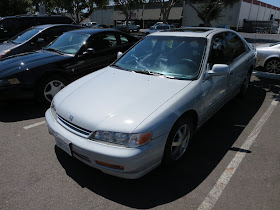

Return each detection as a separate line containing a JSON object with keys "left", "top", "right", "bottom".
{"left": 149, "top": 27, "right": 232, "bottom": 38}
{"left": 33, "top": 24, "right": 81, "bottom": 29}
{"left": 67, "top": 28, "right": 121, "bottom": 35}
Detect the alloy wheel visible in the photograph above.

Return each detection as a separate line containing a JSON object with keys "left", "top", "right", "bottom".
{"left": 266, "top": 59, "right": 280, "bottom": 74}
{"left": 44, "top": 80, "right": 65, "bottom": 102}
{"left": 170, "top": 124, "right": 191, "bottom": 160}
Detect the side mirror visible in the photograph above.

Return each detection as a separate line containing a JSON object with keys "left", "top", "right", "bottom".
{"left": 83, "top": 48, "right": 95, "bottom": 55}
{"left": 150, "top": 26, "right": 155, "bottom": 30}
{"left": 37, "top": 38, "right": 44, "bottom": 43}
{"left": 117, "top": 51, "right": 123, "bottom": 59}
{"left": 206, "top": 64, "right": 230, "bottom": 79}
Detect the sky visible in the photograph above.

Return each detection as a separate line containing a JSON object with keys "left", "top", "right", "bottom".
{"left": 260, "top": 0, "right": 280, "bottom": 7}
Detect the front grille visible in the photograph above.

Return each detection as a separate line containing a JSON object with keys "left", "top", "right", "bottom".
{"left": 57, "top": 114, "right": 92, "bottom": 137}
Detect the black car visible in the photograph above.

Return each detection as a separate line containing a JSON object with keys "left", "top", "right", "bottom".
{"left": 0, "top": 15, "right": 74, "bottom": 42}
{"left": 0, "top": 24, "right": 84, "bottom": 60}
{"left": 0, "top": 29, "right": 139, "bottom": 104}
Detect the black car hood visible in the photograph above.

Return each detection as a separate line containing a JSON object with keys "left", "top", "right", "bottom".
{"left": 0, "top": 51, "right": 70, "bottom": 78}
{"left": 0, "top": 42, "right": 17, "bottom": 54}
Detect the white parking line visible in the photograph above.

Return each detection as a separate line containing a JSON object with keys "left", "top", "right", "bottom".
{"left": 23, "top": 121, "right": 46, "bottom": 130}
{"left": 198, "top": 92, "right": 280, "bottom": 210}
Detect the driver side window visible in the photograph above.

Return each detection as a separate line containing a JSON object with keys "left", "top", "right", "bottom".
{"left": 89, "top": 33, "right": 117, "bottom": 52}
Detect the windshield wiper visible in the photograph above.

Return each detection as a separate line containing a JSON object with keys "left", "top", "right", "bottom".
{"left": 111, "top": 64, "right": 129, "bottom": 71}
{"left": 45, "top": 48, "right": 64, "bottom": 55}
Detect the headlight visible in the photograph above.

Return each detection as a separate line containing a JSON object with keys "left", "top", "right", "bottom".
{"left": 91, "top": 131, "right": 151, "bottom": 147}
{"left": 50, "top": 100, "right": 57, "bottom": 119}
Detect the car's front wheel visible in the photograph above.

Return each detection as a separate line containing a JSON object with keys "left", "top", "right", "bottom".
{"left": 163, "top": 117, "right": 194, "bottom": 165}
{"left": 238, "top": 71, "right": 251, "bottom": 98}
{"left": 265, "top": 58, "right": 280, "bottom": 74}
{"left": 36, "top": 75, "right": 67, "bottom": 105}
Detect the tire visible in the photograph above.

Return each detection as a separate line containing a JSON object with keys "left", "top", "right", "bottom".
{"left": 163, "top": 117, "right": 194, "bottom": 165}
{"left": 265, "top": 58, "right": 280, "bottom": 74}
{"left": 238, "top": 71, "right": 251, "bottom": 98}
{"left": 36, "top": 75, "right": 68, "bottom": 105}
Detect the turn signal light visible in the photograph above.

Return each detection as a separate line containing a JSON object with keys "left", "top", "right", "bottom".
{"left": 96, "top": 160, "right": 124, "bottom": 170}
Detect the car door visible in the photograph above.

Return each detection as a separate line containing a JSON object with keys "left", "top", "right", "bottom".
{"left": 201, "top": 32, "right": 229, "bottom": 121}
{"left": 224, "top": 32, "right": 248, "bottom": 97}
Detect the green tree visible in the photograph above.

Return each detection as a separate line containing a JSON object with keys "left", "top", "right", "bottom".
{"left": 0, "top": 0, "right": 32, "bottom": 16}
{"left": 148, "top": 0, "right": 181, "bottom": 24}
{"left": 114, "top": 0, "right": 142, "bottom": 30}
{"left": 186, "top": 0, "right": 239, "bottom": 26}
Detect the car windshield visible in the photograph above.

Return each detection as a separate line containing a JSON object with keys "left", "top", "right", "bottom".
{"left": 10, "top": 28, "right": 41, "bottom": 44}
{"left": 114, "top": 36, "right": 207, "bottom": 80}
{"left": 45, "top": 32, "right": 89, "bottom": 55}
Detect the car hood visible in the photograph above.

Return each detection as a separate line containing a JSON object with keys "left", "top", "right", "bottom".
{"left": 56, "top": 67, "right": 192, "bottom": 134}
{"left": 0, "top": 51, "right": 69, "bottom": 78}
{"left": 0, "top": 42, "right": 17, "bottom": 54}
{"left": 256, "top": 44, "right": 271, "bottom": 49}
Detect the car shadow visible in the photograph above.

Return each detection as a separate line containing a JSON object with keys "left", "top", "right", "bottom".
{"left": 55, "top": 80, "right": 268, "bottom": 208}
{"left": 0, "top": 99, "right": 47, "bottom": 122}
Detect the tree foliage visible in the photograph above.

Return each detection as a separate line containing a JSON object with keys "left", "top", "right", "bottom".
{"left": 114, "top": 0, "right": 143, "bottom": 29}
{"left": 148, "top": 0, "right": 181, "bottom": 24}
{"left": 187, "top": 0, "right": 239, "bottom": 25}
{"left": 0, "top": 0, "right": 32, "bottom": 16}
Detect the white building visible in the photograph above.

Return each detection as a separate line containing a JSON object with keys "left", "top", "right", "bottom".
{"left": 183, "top": 0, "right": 280, "bottom": 28}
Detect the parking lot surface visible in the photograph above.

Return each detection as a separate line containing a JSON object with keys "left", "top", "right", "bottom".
{"left": 0, "top": 73, "right": 279, "bottom": 209}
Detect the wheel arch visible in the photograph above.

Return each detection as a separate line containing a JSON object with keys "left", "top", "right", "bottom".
{"left": 264, "top": 56, "right": 280, "bottom": 67}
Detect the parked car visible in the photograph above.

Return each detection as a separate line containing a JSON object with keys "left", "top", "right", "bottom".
{"left": 0, "top": 15, "right": 74, "bottom": 42}
{"left": 85, "top": 22, "right": 97, "bottom": 27}
{"left": 256, "top": 42, "right": 280, "bottom": 74}
{"left": 0, "top": 29, "right": 139, "bottom": 104}
{"left": 0, "top": 24, "right": 84, "bottom": 60}
{"left": 115, "top": 21, "right": 140, "bottom": 32}
{"left": 146, "top": 24, "right": 175, "bottom": 34}
{"left": 45, "top": 28, "right": 256, "bottom": 179}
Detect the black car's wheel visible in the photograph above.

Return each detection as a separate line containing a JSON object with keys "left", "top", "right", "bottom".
{"left": 238, "top": 71, "right": 251, "bottom": 98}
{"left": 265, "top": 58, "right": 280, "bottom": 74}
{"left": 36, "top": 75, "right": 68, "bottom": 105}
{"left": 163, "top": 117, "right": 194, "bottom": 165}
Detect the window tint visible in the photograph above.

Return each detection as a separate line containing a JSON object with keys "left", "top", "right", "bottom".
{"left": 90, "top": 33, "right": 117, "bottom": 51}
{"left": 227, "top": 32, "right": 245, "bottom": 60}
{"left": 120, "top": 34, "right": 129, "bottom": 44}
{"left": 209, "top": 32, "right": 245, "bottom": 66}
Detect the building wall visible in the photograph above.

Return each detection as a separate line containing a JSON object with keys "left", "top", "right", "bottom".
{"left": 238, "top": 0, "right": 280, "bottom": 27}
{"left": 90, "top": 7, "right": 114, "bottom": 25}
{"left": 182, "top": 1, "right": 241, "bottom": 27}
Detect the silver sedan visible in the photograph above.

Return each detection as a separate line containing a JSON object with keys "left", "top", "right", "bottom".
{"left": 256, "top": 42, "right": 280, "bottom": 74}
{"left": 45, "top": 28, "right": 256, "bottom": 179}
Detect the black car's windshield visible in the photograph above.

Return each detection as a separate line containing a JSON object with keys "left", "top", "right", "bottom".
{"left": 10, "top": 28, "right": 41, "bottom": 44}
{"left": 45, "top": 32, "right": 89, "bottom": 55}
{"left": 115, "top": 36, "right": 207, "bottom": 80}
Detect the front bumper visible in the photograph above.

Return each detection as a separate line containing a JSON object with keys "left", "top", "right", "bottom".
{"left": 0, "top": 84, "right": 33, "bottom": 101}
{"left": 45, "top": 109, "right": 167, "bottom": 179}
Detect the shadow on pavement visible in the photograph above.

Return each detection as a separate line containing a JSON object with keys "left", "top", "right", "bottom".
{"left": 0, "top": 99, "right": 47, "bottom": 122}
{"left": 55, "top": 82, "right": 267, "bottom": 208}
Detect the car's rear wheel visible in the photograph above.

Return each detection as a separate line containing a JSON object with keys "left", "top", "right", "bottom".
{"left": 36, "top": 75, "right": 67, "bottom": 105}
{"left": 265, "top": 58, "right": 280, "bottom": 74}
{"left": 163, "top": 117, "right": 194, "bottom": 165}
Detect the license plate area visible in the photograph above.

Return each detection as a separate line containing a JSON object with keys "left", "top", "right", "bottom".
{"left": 55, "top": 135, "right": 72, "bottom": 156}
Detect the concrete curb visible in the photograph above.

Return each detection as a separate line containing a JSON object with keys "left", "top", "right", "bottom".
{"left": 252, "top": 71, "right": 280, "bottom": 80}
